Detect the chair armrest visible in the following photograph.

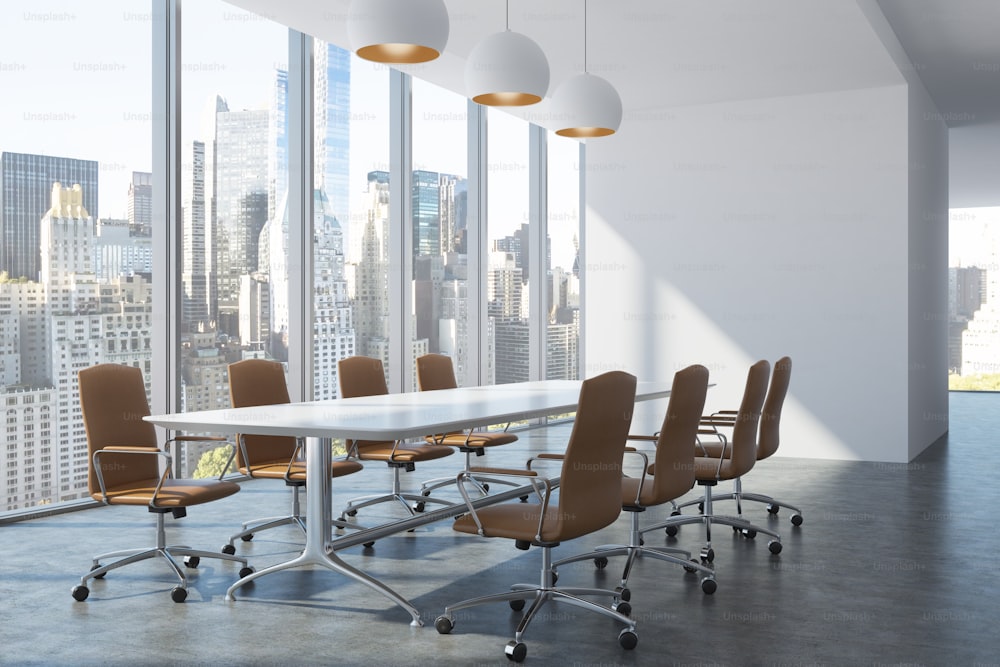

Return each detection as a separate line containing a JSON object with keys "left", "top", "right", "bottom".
{"left": 166, "top": 434, "right": 237, "bottom": 480}
{"left": 526, "top": 452, "right": 565, "bottom": 470}
{"left": 623, "top": 449, "right": 651, "bottom": 505}
{"left": 469, "top": 466, "right": 538, "bottom": 477}
{"left": 626, "top": 434, "right": 658, "bottom": 442}
{"left": 93, "top": 448, "right": 172, "bottom": 506}
{"left": 170, "top": 435, "right": 229, "bottom": 442}
{"left": 455, "top": 468, "right": 551, "bottom": 538}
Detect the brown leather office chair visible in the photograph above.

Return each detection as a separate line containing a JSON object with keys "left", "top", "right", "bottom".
{"left": 222, "top": 359, "right": 365, "bottom": 553}
{"left": 677, "top": 356, "right": 801, "bottom": 525}
{"left": 415, "top": 353, "right": 518, "bottom": 496}
{"left": 337, "top": 356, "right": 455, "bottom": 520}
{"left": 435, "top": 371, "right": 639, "bottom": 663}
{"left": 72, "top": 363, "right": 252, "bottom": 603}
{"left": 643, "top": 359, "right": 782, "bottom": 561}
{"left": 552, "top": 364, "right": 717, "bottom": 595}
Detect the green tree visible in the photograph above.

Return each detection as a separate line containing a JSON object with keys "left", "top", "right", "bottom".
{"left": 949, "top": 373, "right": 1000, "bottom": 391}
{"left": 192, "top": 446, "right": 234, "bottom": 479}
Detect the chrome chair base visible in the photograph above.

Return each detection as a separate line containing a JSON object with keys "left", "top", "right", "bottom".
{"left": 435, "top": 546, "right": 637, "bottom": 661}
{"left": 673, "top": 477, "right": 803, "bottom": 525}
{"left": 553, "top": 509, "right": 717, "bottom": 594}
{"left": 73, "top": 510, "right": 249, "bottom": 602}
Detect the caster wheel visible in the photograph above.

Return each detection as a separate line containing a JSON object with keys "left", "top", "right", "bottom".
{"left": 614, "top": 601, "right": 632, "bottom": 617}
{"left": 72, "top": 585, "right": 89, "bottom": 601}
{"left": 697, "top": 502, "right": 705, "bottom": 514}
{"left": 221, "top": 544, "right": 236, "bottom": 555}
{"left": 791, "top": 514, "right": 803, "bottom": 526}
{"left": 670, "top": 509, "right": 681, "bottom": 517}
{"left": 618, "top": 629, "right": 638, "bottom": 650}
{"left": 505, "top": 640, "right": 527, "bottom": 662}
{"left": 421, "top": 489, "right": 431, "bottom": 497}
{"left": 363, "top": 541, "right": 376, "bottom": 549}
{"left": 683, "top": 559, "right": 699, "bottom": 573}
{"left": 768, "top": 540, "right": 782, "bottom": 555}
{"left": 767, "top": 503, "right": 780, "bottom": 515}
{"left": 701, "top": 577, "right": 717, "bottom": 594}
{"left": 594, "top": 556, "right": 609, "bottom": 569}
{"left": 615, "top": 586, "right": 631, "bottom": 602}
{"left": 240, "top": 534, "right": 254, "bottom": 542}
{"left": 665, "top": 525, "right": 679, "bottom": 537}
{"left": 239, "top": 566, "right": 254, "bottom": 578}
{"left": 519, "top": 495, "right": 529, "bottom": 503}
{"left": 639, "top": 537, "right": 645, "bottom": 546}
{"left": 90, "top": 564, "right": 106, "bottom": 580}
{"left": 183, "top": 556, "right": 200, "bottom": 568}
{"left": 171, "top": 586, "right": 188, "bottom": 603}
{"left": 346, "top": 509, "right": 358, "bottom": 517}
{"left": 509, "top": 598, "right": 526, "bottom": 611}
{"left": 742, "top": 529, "right": 757, "bottom": 539}
{"left": 413, "top": 502, "right": 426, "bottom": 513}
{"left": 482, "top": 483, "right": 490, "bottom": 492}
{"left": 435, "top": 615, "right": 454, "bottom": 634}
{"left": 700, "top": 547, "right": 715, "bottom": 563}
{"left": 551, "top": 571, "right": 559, "bottom": 585}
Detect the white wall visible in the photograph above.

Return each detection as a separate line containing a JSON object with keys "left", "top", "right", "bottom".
{"left": 584, "top": 84, "right": 946, "bottom": 462}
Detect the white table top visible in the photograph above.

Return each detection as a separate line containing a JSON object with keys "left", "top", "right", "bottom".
{"left": 146, "top": 379, "right": 672, "bottom": 440}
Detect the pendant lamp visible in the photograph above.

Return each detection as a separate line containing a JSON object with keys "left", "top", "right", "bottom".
{"left": 552, "top": 1, "right": 622, "bottom": 137}
{"left": 348, "top": 0, "right": 450, "bottom": 64}
{"left": 465, "top": 1, "right": 550, "bottom": 106}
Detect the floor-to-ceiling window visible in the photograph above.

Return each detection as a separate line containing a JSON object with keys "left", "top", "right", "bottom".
{"left": 178, "top": 1, "right": 288, "bottom": 477}
{"left": 0, "top": 5, "right": 585, "bottom": 518}
{"left": 948, "top": 207, "right": 1000, "bottom": 390}
{"left": 411, "top": 78, "right": 470, "bottom": 388}
{"left": 545, "top": 132, "right": 581, "bottom": 381}
{"left": 486, "top": 109, "right": 531, "bottom": 385}
{"left": 315, "top": 46, "right": 391, "bottom": 397}
{"left": 0, "top": 1, "right": 153, "bottom": 511}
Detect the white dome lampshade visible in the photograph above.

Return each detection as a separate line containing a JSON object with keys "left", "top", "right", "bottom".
{"left": 551, "top": 73, "right": 623, "bottom": 138}
{"left": 348, "top": 0, "right": 450, "bottom": 64}
{"left": 465, "top": 30, "right": 550, "bottom": 106}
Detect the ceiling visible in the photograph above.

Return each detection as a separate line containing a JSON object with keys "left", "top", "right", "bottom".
{"left": 225, "top": 0, "right": 1000, "bottom": 203}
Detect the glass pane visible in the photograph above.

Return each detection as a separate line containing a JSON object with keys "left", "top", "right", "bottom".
{"left": 486, "top": 109, "right": 530, "bottom": 385}
{"left": 0, "top": 2, "right": 152, "bottom": 512}
{"left": 179, "top": 2, "right": 288, "bottom": 476}
{"left": 948, "top": 207, "right": 1000, "bottom": 391}
{"left": 411, "top": 78, "right": 468, "bottom": 388}
{"left": 546, "top": 133, "right": 581, "bottom": 381}
{"left": 313, "top": 45, "right": 390, "bottom": 398}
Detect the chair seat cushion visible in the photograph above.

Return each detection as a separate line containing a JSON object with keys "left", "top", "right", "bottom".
{"left": 354, "top": 441, "right": 454, "bottom": 462}
{"left": 693, "top": 455, "right": 746, "bottom": 482}
{"left": 94, "top": 477, "right": 241, "bottom": 507}
{"left": 452, "top": 502, "right": 577, "bottom": 543}
{"left": 621, "top": 474, "right": 692, "bottom": 508}
{"left": 242, "top": 459, "right": 363, "bottom": 480}
{"left": 424, "top": 431, "right": 518, "bottom": 448}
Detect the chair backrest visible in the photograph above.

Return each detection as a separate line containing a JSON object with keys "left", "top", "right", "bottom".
{"left": 650, "top": 364, "right": 710, "bottom": 502}
{"left": 757, "top": 356, "right": 791, "bottom": 461}
{"left": 416, "top": 354, "right": 458, "bottom": 391}
{"left": 553, "top": 371, "right": 637, "bottom": 541}
{"left": 728, "top": 360, "right": 771, "bottom": 476}
{"left": 78, "top": 364, "right": 160, "bottom": 495}
{"left": 228, "top": 358, "right": 298, "bottom": 467}
{"left": 338, "top": 356, "right": 389, "bottom": 398}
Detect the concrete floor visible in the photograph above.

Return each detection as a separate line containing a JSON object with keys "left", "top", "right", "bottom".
{"left": 2, "top": 393, "right": 998, "bottom": 666}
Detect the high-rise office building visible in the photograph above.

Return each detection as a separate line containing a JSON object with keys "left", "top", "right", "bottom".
{"left": 315, "top": 41, "right": 351, "bottom": 238}
{"left": 182, "top": 141, "right": 212, "bottom": 330}
{"left": 413, "top": 170, "right": 442, "bottom": 259}
{"left": 127, "top": 171, "right": 152, "bottom": 236}
{"left": 214, "top": 101, "right": 269, "bottom": 335}
{"left": 0, "top": 152, "right": 99, "bottom": 281}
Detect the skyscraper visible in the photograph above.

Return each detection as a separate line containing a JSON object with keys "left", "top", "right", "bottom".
{"left": 213, "top": 100, "right": 269, "bottom": 336}
{"left": 182, "top": 141, "right": 211, "bottom": 329}
{"left": 0, "top": 152, "right": 99, "bottom": 281}
{"left": 127, "top": 171, "right": 152, "bottom": 236}
{"left": 314, "top": 41, "right": 351, "bottom": 237}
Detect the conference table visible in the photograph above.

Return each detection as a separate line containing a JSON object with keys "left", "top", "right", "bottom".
{"left": 146, "top": 379, "right": 672, "bottom": 625}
